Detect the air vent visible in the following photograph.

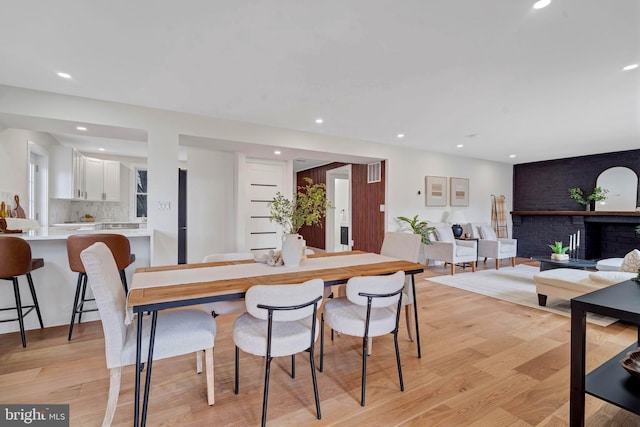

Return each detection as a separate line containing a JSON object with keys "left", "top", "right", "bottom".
{"left": 367, "top": 162, "right": 381, "bottom": 183}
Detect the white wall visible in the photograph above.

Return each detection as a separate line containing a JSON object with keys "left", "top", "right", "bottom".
{"left": 186, "top": 147, "right": 235, "bottom": 262}
{"left": 0, "top": 128, "right": 60, "bottom": 216}
{"left": 0, "top": 85, "right": 514, "bottom": 265}
{"left": 384, "top": 146, "right": 513, "bottom": 234}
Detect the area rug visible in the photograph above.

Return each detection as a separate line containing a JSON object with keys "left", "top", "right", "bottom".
{"left": 426, "top": 265, "right": 617, "bottom": 327}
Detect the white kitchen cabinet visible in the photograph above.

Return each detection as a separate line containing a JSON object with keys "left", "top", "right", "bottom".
{"left": 50, "top": 148, "right": 120, "bottom": 201}
{"left": 103, "top": 160, "right": 121, "bottom": 201}
{"left": 50, "top": 146, "right": 85, "bottom": 200}
{"left": 84, "top": 157, "right": 104, "bottom": 201}
{"left": 85, "top": 157, "right": 121, "bottom": 201}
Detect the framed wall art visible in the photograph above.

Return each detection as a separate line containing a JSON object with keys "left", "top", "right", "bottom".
{"left": 425, "top": 176, "right": 447, "bottom": 206}
{"left": 450, "top": 177, "right": 469, "bottom": 206}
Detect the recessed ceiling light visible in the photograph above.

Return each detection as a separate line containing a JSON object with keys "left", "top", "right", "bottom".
{"left": 623, "top": 64, "right": 639, "bottom": 71}
{"left": 315, "top": 118, "right": 323, "bottom": 124}
{"left": 57, "top": 72, "right": 72, "bottom": 79}
{"left": 397, "top": 133, "right": 405, "bottom": 139}
{"left": 274, "top": 150, "right": 281, "bottom": 155}
{"left": 98, "top": 148, "right": 105, "bottom": 151}
{"left": 456, "top": 144, "right": 464, "bottom": 148}
{"left": 533, "top": 0, "right": 551, "bottom": 9}
{"left": 76, "top": 126, "right": 87, "bottom": 131}
{"left": 509, "top": 154, "right": 516, "bottom": 158}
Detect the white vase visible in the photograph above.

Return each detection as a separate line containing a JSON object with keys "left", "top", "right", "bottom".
{"left": 282, "top": 233, "right": 304, "bottom": 267}
{"left": 551, "top": 253, "right": 569, "bottom": 261}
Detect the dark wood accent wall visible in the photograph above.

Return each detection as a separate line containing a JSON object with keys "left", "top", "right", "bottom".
{"left": 352, "top": 161, "right": 386, "bottom": 253}
{"left": 296, "top": 160, "right": 386, "bottom": 253}
{"left": 297, "top": 162, "right": 347, "bottom": 249}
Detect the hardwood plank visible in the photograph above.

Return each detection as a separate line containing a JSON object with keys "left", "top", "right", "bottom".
{"left": 2, "top": 257, "right": 640, "bottom": 426}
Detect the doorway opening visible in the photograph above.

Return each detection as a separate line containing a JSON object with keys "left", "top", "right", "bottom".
{"left": 326, "top": 165, "right": 352, "bottom": 252}
{"left": 28, "top": 142, "right": 48, "bottom": 226}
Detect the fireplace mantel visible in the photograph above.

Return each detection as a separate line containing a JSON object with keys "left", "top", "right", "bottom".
{"left": 511, "top": 211, "right": 640, "bottom": 217}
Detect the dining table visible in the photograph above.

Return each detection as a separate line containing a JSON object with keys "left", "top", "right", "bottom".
{"left": 127, "top": 250, "right": 425, "bottom": 427}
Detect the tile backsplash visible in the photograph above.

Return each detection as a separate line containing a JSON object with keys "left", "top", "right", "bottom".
{"left": 49, "top": 198, "right": 131, "bottom": 224}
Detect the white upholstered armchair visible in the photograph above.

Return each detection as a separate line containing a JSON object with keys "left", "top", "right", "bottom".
{"left": 423, "top": 225, "right": 477, "bottom": 275}
{"left": 466, "top": 223, "right": 517, "bottom": 270}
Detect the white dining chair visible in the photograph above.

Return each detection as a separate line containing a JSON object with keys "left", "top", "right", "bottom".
{"left": 233, "top": 278, "right": 324, "bottom": 427}
{"left": 320, "top": 271, "right": 405, "bottom": 406}
{"left": 201, "top": 252, "right": 255, "bottom": 316}
{"left": 380, "top": 232, "right": 422, "bottom": 344}
{"left": 81, "top": 242, "right": 217, "bottom": 427}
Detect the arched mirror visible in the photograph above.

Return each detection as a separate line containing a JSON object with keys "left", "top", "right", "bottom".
{"left": 595, "top": 166, "right": 638, "bottom": 211}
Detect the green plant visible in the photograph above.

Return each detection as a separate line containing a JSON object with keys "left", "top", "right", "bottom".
{"left": 569, "top": 186, "right": 609, "bottom": 205}
{"left": 548, "top": 241, "right": 569, "bottom": 254}
{"left": 397, "top": 215, "right": 435, "bottom": 244}
{"left": 269, "top": 178, "right": 333, "bottom": 234}
{"left": 636, "top": 225, "right": 640, "bottom": 234}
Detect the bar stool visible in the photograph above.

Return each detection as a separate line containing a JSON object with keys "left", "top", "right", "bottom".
{"left": 66, "top": 233, "right": 135, "bottom": 340}
{"left": 0, "top": 236, "right": 44, "bottom": 347}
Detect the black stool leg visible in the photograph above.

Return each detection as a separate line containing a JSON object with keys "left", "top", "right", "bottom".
{"left": 68, "top": 273, "right": 83, "bottom": 341}
{"left": 77, "top": 273, "right": 89, "bottom": 324}
{"left": 12, "top": 278, "right": 26, "bottom": 348}
{"left": 26, "top": 273, "right": 44, "bottom": 328}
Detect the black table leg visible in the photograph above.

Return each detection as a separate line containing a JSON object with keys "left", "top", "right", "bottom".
{"left": 411, "top": 274, "right": 422, "bottom": 358}
{"left": 141, "top": 311, "right": 158, "bottom": 427}
{"left": 134, "top": 310, "right": 158, "bottom": 427}
{"left": 569, "top": 301, "right": 587, "bottom": 427}
{"left": 134, "top": 312, "right": 143, "bottom": 427}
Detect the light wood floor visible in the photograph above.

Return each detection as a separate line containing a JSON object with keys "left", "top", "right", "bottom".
{"left": 1, "top": 258, "right": 639, "bottom": 426}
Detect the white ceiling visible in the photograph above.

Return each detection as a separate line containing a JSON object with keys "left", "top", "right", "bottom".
{"left": 0, "top": 0, "right": 638, "bottom": 164}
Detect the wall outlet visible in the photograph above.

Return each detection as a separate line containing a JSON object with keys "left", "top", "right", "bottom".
{"left": 379, "top": 204, "right": 385, "bottom": 212}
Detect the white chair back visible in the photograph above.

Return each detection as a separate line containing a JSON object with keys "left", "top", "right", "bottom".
{"left": 80, "top": 242, "right": 128, "bottom": 369}
{"left": 245, "top": 278, "right": 324, "bottom": 321}
{"left": 380, "top": 232, "right": 421, "bottom": 262}
{"left": 203, "top": 252, "right": 254, "bottom": 262}
{"left": 346, "top": 271, "right": 405, "bottom": 308}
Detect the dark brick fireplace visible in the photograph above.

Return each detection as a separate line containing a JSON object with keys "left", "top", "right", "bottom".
{"left": 512, "top": 149, "right": 640, "bottom": 259}
{"left": 512, "top": 211, "right": 639, "bottom": 259}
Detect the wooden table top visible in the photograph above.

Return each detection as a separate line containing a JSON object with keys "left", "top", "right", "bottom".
{"left": 128, "top": 251, "right": 424, "bottom": 309}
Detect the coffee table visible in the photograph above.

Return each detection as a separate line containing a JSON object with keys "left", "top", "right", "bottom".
{"left": 531, "top": 256, "right": 597, "bottom": 271}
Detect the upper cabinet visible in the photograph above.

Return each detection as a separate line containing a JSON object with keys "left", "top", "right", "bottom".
{"left": 50, "top": 146, "right": 120, "bottom": 201}
{"left": 50, "top": 146, "right": 85, "bottom": 200}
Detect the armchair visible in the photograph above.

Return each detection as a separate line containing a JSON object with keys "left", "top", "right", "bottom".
{"left": 466, "top": 223, "right": 517, "bottom": 270}
{"left": 423, "top": 225, "right": 476, "bottom": 275}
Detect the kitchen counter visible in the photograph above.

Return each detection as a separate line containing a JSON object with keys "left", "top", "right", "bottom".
{"left": 17, "top": 226, "right": 152, "bottom": 241}
{"left": 0, "top": 227, "right": 151, "bottom": 335}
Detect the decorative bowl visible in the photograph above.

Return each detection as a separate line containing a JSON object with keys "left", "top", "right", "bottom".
{"left": 619, "top": 349, "right": 640, "bottom": 378}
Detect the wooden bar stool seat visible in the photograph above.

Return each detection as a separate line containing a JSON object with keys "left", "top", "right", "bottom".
{"left": 66, "top": 233, "right": 134, "bottom": 340}
{"left": 0, "top": 236, "right": 45, "bottom": 347}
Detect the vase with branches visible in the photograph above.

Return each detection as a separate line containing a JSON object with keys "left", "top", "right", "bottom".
{"left": 269, "top": 178, "right": 333, "bottom": 266}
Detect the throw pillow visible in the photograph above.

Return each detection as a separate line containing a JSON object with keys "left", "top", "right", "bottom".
{"left": 589, "top": 271, "right": 637, "bottom": 285}
{"left": 620, "top": 249, "right": 640, "bottom": 273}
{"left": 435, "top": 226, "right": 455, "bottom": 242}
{"left": 478, "top": 225, "right": 497, "bottom": 240}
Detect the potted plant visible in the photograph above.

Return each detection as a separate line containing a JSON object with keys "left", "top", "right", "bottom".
{"left": 569, "top": 186, "right": 609, "bottom": 211}
{"left": 269, "top": 178, "right": 332, "bottom": 266}
{"left": 397, "top": 215, "right": 436, "bottom": 244}
{"left": 548, "top": 241, "right": 570, "bottom": 260}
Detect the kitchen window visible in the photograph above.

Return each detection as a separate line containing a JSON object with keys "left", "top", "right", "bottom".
{"left": 135, "top": 167, "right": 147, "bottom": 219}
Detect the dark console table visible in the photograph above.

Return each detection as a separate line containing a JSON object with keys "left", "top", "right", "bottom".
{"left": 570, "top": 280, "right": 640, "bottom": 426}
{"left": 531, "top": 256, "right": 597, "bottom": 271}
